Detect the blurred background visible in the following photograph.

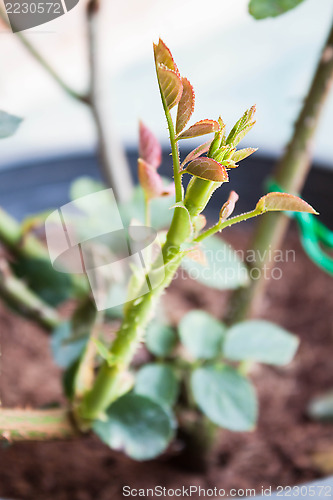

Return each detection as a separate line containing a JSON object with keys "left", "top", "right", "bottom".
{"left": 0, "top": 0, "right": 333, "bottom": 169}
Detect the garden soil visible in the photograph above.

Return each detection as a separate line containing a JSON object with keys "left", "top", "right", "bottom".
{"left": 1, "top": 225, "right": 333, "bottom": 500}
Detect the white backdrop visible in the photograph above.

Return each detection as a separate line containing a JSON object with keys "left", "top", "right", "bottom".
{"left": 0, "top": 0, "right": 332, "bottom": 168}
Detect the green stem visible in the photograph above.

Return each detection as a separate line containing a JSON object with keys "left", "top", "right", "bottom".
{"left": 227, "top": 17, "right": 333, "bottom": 323}
{"left": 78, "top": 77, "right": 231, "bottom": 422}
{"left": 80, "top": 252, "right": 183, "bottom": 419}
{"left": 73, "top": 309, "right": 102, "bottom": 402}
{"left": 0, "top": 408, "right": 78, "bottom": 441}
{"left": 0, "top": 209, "right": 62, "bottom": 330}
{"left": 158, "top": 84, "right": 182, "bottom": 203}
{"left": 0, "top": 208, "right": 87, "bottom": 330}
{"left": 0, "top": 261, "right": 60, "bottom": 330}
{"left": 0, "top": 207, "right": 51, "bottom": 261}
{"left": 195, "top": 208, "right": 262, "bottom": 243}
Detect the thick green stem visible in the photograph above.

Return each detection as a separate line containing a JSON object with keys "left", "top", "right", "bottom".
{"left": 80, "top": 252, "right": 183, "bottom": 419}
{"left": 0, "top": 208, "right": 51, "bottom": 261}
{"left": 0, "top": 261, "right": 60, "bottom": 330}
{"left": 227, "top": 18, "right": 333, "bottom": 323}
{"left": 0, "top": 209, "right": 62, "bottom": 329}
{"left": 0, "top": 408, "right": 78, "bottom": 441}
{"left": 184, "top": 178, "right": 220, "bottom": 217}
{"left": 0, "top": 208, "right": 87, "bottom": 330}
{"left": 79, "top": 69, "right": 231, "bottom": 422}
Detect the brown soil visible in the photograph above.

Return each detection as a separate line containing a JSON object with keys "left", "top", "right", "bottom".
{"left": 1, "top": 225, "right": 333, "bottom": 500}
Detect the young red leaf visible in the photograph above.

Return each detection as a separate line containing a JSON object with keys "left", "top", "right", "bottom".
{"left": 153, "top": 38, "right": 179, "bottom": 74}
{"left": 232, "top": 147, "right": 258, "bottom": 163}
{"left": 178, "top": 119, "right": 220, "bottom": 140}
{"left": 139, "top": 121, "right": 162, "bottom": 169}
{"left": 256, "top": 192, "right": 318, "bottom": 214}
{"left": 176, "top": 77, "right": 195, "bottom": 135}
{"left": 156, "top": 63, "right": 183, "bottom": 110}
{"left": 219, "top": 191, "right": 239, "bottom": 222}
{"left": 138, "top": 159, "right": 164, "bottom": 200}
{"left": 181, "top": 140, "right": 212, "bottom": 168}
{"left": 184, "top": 158, "right": 229, "bottom": 182}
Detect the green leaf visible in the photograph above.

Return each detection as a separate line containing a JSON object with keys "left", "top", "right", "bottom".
{"left": 184, "top": 158, "right": 229, "bottom": 182}
{"left": 181, "top": 235, "right": 249, "bottom": 290}
{"left": 176, "top": 77, "right": 195, "bottom": 135}
{"left": 178, "top": 119, "right": 220, "bottom": 140}
{"left": 226, "top": 106, "right": 256, "bottom": 146}
{"left": 249, "top": 0, "right": 306, "bottom": 19}
{"left": 51, "top": 321, "right": 88, "bottom": 369}
{"left": 145, "top": 320, "right": 177, "bottom": 357}
{"left": 256, "top": 192, "right": 318, "bottom": 214}
{"left": 191, "top": 365, "right": 258, "bottom": 431}
{"left": 134, "top": 364, "right": 179, "bottom": 408}
{"left": 179, "top": 310, "right": 226, "bottom": 360}
{"left": 232, "top": 147, "right": 258, "bottom": 163}
{"left": 224, "top": 320, "right": 299, "bottom": 366}
{"left": 12, "top": 257, "right": 74, "bottom": 306}
{"left": 0, "top": 110, "right": 22, "bottom": 138}
{"left": 70, "top": 176, "right": 105, "bottom": 201}
{"left": 93, "top": 393, "right": 174, "bottom": 460}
